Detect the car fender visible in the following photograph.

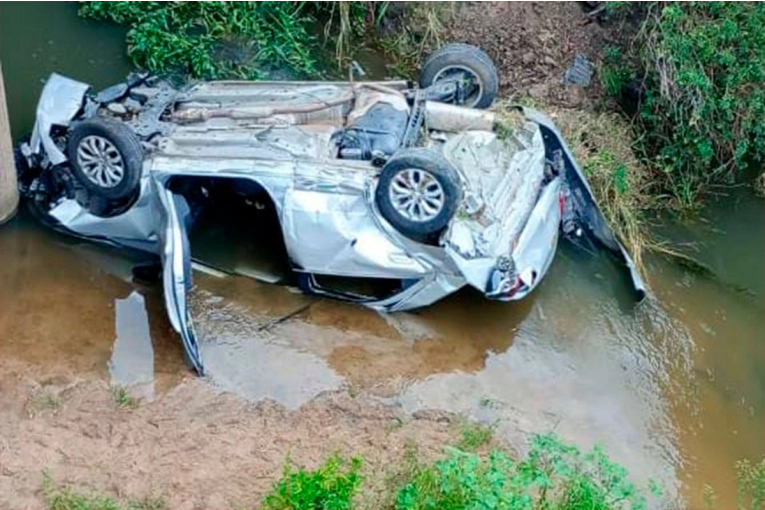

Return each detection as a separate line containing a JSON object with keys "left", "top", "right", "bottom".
{"left": 521, "top": 106, "right": 647, "bottom": 301}
{"left": 29, "top": 74, "right": 90, "bottom": 165}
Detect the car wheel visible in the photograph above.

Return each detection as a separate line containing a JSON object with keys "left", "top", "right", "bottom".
{"left": 375, "top": 148, "right": 462, "bottom": 245}
{"left": 67, "top": 117, "right": 143, "bottom": 201}
{"left": 419, "top": 43, "right": 499, "bottom": 109}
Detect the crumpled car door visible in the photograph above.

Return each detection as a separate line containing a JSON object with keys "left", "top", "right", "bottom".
{"left": 154, "top": 177, "right": 204, "bottom": 374}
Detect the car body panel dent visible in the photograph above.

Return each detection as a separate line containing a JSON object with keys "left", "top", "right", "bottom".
{"left": 30, "top": 73, "right": 90, "bottom": 165}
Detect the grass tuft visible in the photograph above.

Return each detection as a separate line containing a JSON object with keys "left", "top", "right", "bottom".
{"left": 42, "top": 472, "right": 167, "bottom": 510}
{"left": 377, "top": 3, "right": 452, "bottom": 79}
{"left": 454, "top": 419, "right": 494, "bottom": 452}
{"left": 494, "top": 100, "right": 658, "bottom": 276}
{"left": 27, "top": 390, "right": 63, "bottom": 414}
{"left": 112, "top": 386, "right": 138, "bottom": 409}
{"left": 543, "top": 107, "right": 658, "bottom": 273}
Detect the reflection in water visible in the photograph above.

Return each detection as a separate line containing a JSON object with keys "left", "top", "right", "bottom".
{"left": 191, "top": 285, "right": 343, "bottom": 410}
{"left": 109, "top": 292, "right": 155, "bottom": 399}
{"left": 0, "top": 1, "right": 131, "bottom": 138}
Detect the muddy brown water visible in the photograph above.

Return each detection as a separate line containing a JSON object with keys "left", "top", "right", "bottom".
{"left": 1, "top": 3, "right": 764, "bottom": 509}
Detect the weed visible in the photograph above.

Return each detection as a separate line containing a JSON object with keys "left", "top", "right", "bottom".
{"left": 454, "top": 419, "right": 494, "bottom": 452}
{"left": 126, "top": 496, "right": 167, "bottom": 510}
{"left": 361, "top": 441, "right": 424, "bottom": 510}
{"left": 479, "top": 397, "right": 495, "bottom": 408}
{"left": 262, "top": 454, "right": 363, "bottom": 510}
{"left": 378, "top": 3, "right": 452, "bottom": 79}
{"left": 606, "top": 2, "right": 765, "bottom": 205}
{"left": 80, "top": 2, "right": 321, "bottom": 79}
{"left": 604, "top": 2, "right": 633, "bottom": 17}
{"left": 394, "top": 433, "right": 656, "bottom": 510}
{"left": 112, "top": 386, "right": 138, "bottom": 409}
{"left": 27, "top": 390, "right": 63, "bottom": 414}
{"left": 42, "top": 471, "right": 121, "bottom": 510}
{"left": 41, "top": 472, "right": 167, "bottom": 510}
{"left": 79, "top": 2, "right": 448, "bottom": 80}
{"left": 599, "top": 47, "right": 634, "bottom": 97}
{"left": 544, "top": 106, "right": 659, "bottom": 272}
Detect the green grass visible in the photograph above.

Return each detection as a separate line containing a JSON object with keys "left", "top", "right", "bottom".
{"left": 42, "top": 472, "right": 166, "bottom": 510}
{"left": 257, "top": 434, "right": 659, "bottom": 510}
{"left": 111, "top": 386, "right": 138, "bottom": 409}
{"left": 377, "top": 3, "right": 452, "bottom": 79}
{"left": 454, "top": 419, "right": 494, "bottom": 452}
{"left": 27, "top": 390, "right": 63, "bottom": 414}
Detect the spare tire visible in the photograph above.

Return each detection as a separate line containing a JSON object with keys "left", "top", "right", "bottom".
{"left": 419, "top": 43, "right": 499, "bottom": 109}
{"left": 67, "top": 117, "right": 143, "bottom": 201}
{"left": 375, "top": 148, "right": 462, "bottom": 245}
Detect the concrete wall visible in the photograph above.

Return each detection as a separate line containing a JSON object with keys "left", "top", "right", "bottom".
{"left": 0, "top": 61, "right": 19, "bottom": 224}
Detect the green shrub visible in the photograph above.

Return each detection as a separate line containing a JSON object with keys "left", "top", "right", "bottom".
{"left": 394, "top": 433, "right": 657, "bottom": 510}
{"left": 78, "top": 2, "right": 443, "bottom": 81}
{"left": 604, "top": 2, "right": 765, "bottom": 207}
{"left": 262, "top": 454, "right": 364, "bottom": 510}
{"left": 79, "top": 2, "right": 323, "bottom": 79}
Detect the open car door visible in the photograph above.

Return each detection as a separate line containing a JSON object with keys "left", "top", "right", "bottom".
{"left": 154, "top": 175, "right": 204, "bottom": 374}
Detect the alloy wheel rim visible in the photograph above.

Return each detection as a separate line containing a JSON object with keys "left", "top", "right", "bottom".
{"left": 76, "top": 135, "right": 125, "bottom": 188}
{"left": 389, "top": 168, "right": 445, "bottom": 222}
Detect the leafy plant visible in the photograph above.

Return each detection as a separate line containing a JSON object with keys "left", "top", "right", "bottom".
{"left": 112, "top": 385, "right": 138, "bottom": 409}
{"left": 79, "top": 2, "right": 447, "bottom": 81}
{"left": 395, "top": 433, "right": 656, "bottom": 510}
{"left": 79, "top": 2, "right": 321, "bottom": 79}
{"left": 599, "top": 47, "right": 634, "bottom": 97}
{"left": 606, "top": 2, "right": 765, "bottom": 207}
{"left": 262, "top": 454, "right": 363, "bottom": 510}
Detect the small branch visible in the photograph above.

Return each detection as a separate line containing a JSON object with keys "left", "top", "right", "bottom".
{"left": 257, "top": 303, "right": 313, "bottom": 332}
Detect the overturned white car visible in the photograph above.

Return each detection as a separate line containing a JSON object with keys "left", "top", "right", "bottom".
{"left": 17, "top": 44, "right": 644, "bottom": 373}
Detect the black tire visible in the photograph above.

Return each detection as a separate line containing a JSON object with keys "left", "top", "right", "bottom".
{"left": 375, "top": 148, "right": 462, "bottom": 245}
{"left": 67, "top": 117, "right": 143, "bottom": 201}
{"left": 419, "top": 43, "right": 499, "bottom": 109}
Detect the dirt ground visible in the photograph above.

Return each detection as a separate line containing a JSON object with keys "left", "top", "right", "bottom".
{"left": 0, "top": 3, "right": 632, "bottom": 510}
{"left": 448, "top": 1, "right": 613, "bottom": 109}
{"left": 0, "top": 366, "right": 460, "bottom": 510}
